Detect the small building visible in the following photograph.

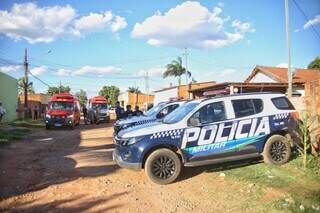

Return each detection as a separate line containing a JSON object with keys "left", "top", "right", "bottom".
{"left": 18, "top": 93, "right": 50, "bottom": 119}
{"left": 118, "top": 92, "right": 154, "bottom": 111}
{"left": 190, "top": 65, "right": 320, "bottom": 112}
{"left": 0, "top": 72, "right": 18, "bottom": 122}
{"left": 153, "top": 81, "right": 216, "bottom": 104}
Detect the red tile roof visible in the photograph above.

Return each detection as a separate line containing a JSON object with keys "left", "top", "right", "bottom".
{"left": 245, "top": 66, "right": 320, "bottom": 83}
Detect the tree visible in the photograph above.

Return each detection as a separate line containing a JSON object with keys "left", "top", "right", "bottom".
{"left": 127, "top": 86, "right": 141, "bottom": 105}
{"left": 127, "top": 86, "right": 141, "bottom": 93}
{"left": 163, "top": 57, "right": 190, "bottom": 85}
{"left": 99, "top": 85, "right": 120, "bottom": 106}
{"left": 308, "top": 56, "right": 320, "bottom": 69}
{"left": 47, "top": 85, "right": 71, "bottom": 96}
{"left": 18, "top": 77, "right": 34, "bottom": 94}
{"left": 75, "top": 89, "right": 88, "bottom": 106}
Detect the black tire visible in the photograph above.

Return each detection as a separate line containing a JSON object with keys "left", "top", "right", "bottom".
{"left": 263, "top": 135, "right": 291, "bottom": 165}
{"left": 144, "top": 148, "right": 182, "bottom": 185}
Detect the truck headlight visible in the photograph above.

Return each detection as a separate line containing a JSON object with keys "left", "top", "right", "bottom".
{"left": 120, "top": 136, "right": 143, "bottom": 146}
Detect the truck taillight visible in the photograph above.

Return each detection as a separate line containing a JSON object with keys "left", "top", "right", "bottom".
{"left": 290, "top": 111, "right": 300, "bottom": 120}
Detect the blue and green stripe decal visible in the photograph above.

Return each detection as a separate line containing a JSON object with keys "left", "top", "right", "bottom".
{"left": 184, "top": 135, "right": 266, "bottom": 155}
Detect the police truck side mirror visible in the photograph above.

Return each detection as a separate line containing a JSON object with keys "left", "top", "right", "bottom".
{"left": 188, "top": 117, "right": 200, "bottom": 127}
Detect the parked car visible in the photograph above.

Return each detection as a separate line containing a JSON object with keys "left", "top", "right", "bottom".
{"left": 113, "top": 93, "right": 299, "bottom": 184}
{"left": 45, "top": 93, "right": 81, "bottom": 130}
{"left": 114, "top": 100, "right": 185, "bottom": 135}
{"left": 86, "top": 96, "right": 110, "bottom": 124}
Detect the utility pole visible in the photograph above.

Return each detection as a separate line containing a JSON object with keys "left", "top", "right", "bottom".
{"left": 59, "top": 81, "right": 62, "bottom": 93}
{"left": 285, "top": 0, "right": 292, "bottom": 98}
{"left": 144, "top": 70, "right": 150, "bottom": 107}
{"left": 23, "top": 48, "right": 30, "bottom": 119}
{"left": 183, "top": 48, "right": 189, "bottom": 85}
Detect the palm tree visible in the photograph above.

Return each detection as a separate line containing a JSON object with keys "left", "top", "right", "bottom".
{"left": 163, "top": 57, "right": 190, "bottom": 85}
{"left": 127, "top": 87, "right": 141, "bottom": 106}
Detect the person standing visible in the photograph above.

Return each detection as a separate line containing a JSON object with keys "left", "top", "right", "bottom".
{"left": 82, "top": 105, "right": 88, "bottom": 124}
{"left": 133, "top": 106, "right": 143, "bottom": 116}
{"left": 125, "top": 105, "right": 134, "bottom": 118}
{"left": 0, "top": 102, "right": 6, "bottom": 123}
{"left": 115, "top": 101, "right": 124, "bottom": 120}
{"left": 34, "top": 106, "right": 38, "bottom": 120}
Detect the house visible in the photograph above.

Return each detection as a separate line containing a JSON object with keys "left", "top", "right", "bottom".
{"left": 190, "top": 65, "right": 320, "bottom": 112}
{"left": 244, "top": 66, "right": 320, "bottom": 96}
{"left": 0, "top": 72, "right": 18, "bottom": 122}
{"left": 18, "top": 93, "right": 50, "bottom": 119}
{"left": 118, "top": 92, "right": 154, "bottom": 111}
{"left": 153, "top": 81, "right": 216, "bottom": 104}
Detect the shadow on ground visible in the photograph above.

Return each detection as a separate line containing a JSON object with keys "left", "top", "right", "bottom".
{"left": 178, "top": 157, "right": 262, "bottom": 182}
{"left": 0, "top": 120, "right": 118, "bottom": 201}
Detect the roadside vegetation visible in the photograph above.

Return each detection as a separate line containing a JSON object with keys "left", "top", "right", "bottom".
{"left": 0, "top": 119, "right": 44, "bottom": 145}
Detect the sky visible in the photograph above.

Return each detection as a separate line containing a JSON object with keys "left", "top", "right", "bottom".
{"left": 0, "top": 0, "right": 319, "bottom": 97}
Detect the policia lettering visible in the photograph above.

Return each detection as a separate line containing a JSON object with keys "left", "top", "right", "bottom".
{"left": 181, "top": 117, "right": 270, "bottom": 149}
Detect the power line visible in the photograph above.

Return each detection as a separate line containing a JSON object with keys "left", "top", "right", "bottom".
{"left": 28, "top": 70, "right": 51, "bottom": 87}
{"left": 292, "top": 0, "right": 320, "bottom": 41}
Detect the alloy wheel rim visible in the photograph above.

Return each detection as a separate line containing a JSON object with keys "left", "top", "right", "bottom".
{"left": 151, "top": 156, "right": 175, "bottom": 179}
{"left": 270, "top": 141, "right": 287, "bottom": 162}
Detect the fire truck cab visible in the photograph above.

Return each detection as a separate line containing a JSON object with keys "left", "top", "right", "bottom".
{"left": 45, "top": 93, "right": 81, "bottom": 129}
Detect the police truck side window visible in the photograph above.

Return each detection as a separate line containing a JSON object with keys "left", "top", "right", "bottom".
{"left": 232, "top": 99, "right": 263, "bottom": 118}
{"left": 271, "top": 97, "right": 295, "bottom": 110}
{"left": 191, "top": 101, "right": 226, "bottom": 124}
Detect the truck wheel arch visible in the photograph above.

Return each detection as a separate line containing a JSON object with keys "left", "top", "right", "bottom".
{"left": 141, "top": 144, "right": 185, "bottom": 169}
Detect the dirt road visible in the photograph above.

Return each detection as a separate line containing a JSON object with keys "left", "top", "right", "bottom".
{"left": 0, "top": 122, "right": 283, "bottom": 212}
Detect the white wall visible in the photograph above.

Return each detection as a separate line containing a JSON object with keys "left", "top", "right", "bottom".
{"left": 249, "top": 72, "right": 278, "bottom": 83}
{"left": 154, "top": 87, "right": 178, "bottom": 105}
{"left": 118, "top": 92, "right": 128, "bottom": 107}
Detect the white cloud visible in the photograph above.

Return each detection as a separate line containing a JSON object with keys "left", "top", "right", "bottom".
{"left": 276, "top": 63, "right": 288, "bottom": 68}
{"left": 111, "top": 16, "right": 127, "bottom": 32}
{"left": 232, "top": 20, "right": 255, "bottom": 33}
{"left": 56, "top": 68, "right": 72, "bottom": 76}
{"left": 304, "top": 15, "right": 320, "bottom": 29}
{"left": 219, "top": 68, "right": 236, "bottom": 77}
{"left": 0, "top": 65, "right": 21, "bottom": 73}
{"left": 30, "top": 66, "right": 47, "bottom": 75}
{"left": 0, "top": 3, "right": 76, "bottom": 43}
{"left": 73, "top": 65, "right": 120, "bottom": 75}
{"left": 0, "top": 2, "right": 127, "bottom": 43}
{"left": 131, "top": 1, "right": 254, "bottom": 49}
{"left": 74, "top": 12, "right": 113, "bottom": 31}
{"left": 74, "top": 12, "right": 127, "bottom": 34}
{"left": 137, "top": 67, "right": 164, "bottom": 77}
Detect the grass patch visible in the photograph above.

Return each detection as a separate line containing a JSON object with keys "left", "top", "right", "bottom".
{"left": 10, "top": 119, "right": 44, "bottom": 128}
{"left": 205, "top": 157, "right": 320, "bottom": 212}
{"left": 0, "top": 128, "right": 31, "bottom": 144}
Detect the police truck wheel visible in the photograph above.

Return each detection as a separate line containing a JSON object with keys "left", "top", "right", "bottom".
{"left": 145, "top": 148, "right": 181, "bottom": 185}
{"left": 263, "top": 135, "right": 291, "bottom": 165}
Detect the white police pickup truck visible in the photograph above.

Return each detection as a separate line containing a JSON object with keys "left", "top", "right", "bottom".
{"left": 113, "top": 100, "right": 185, "bottom": 134}
{"left": 113, "top": 93, "right": 299, "bottom": 184}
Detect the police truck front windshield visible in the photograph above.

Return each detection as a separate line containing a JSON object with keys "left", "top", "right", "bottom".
{"left": 145, "top": 103, "right": 165, "bottom": 117}
{"left": 51, "top": 102, "right": 74, "bottom": 110}
{"left": 163, "top": 102, "right": 199, "bottom": 124}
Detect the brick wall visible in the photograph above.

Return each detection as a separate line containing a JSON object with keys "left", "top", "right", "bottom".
{"left": 303, "top": 79, "right": 320, "bottom": 141}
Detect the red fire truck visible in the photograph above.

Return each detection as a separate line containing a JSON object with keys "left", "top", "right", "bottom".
{"left": 86, "top": 96, "right": 110, "bottom": 124}
{"left": 45, "top": 93, "right": 81, "bottom": 129}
